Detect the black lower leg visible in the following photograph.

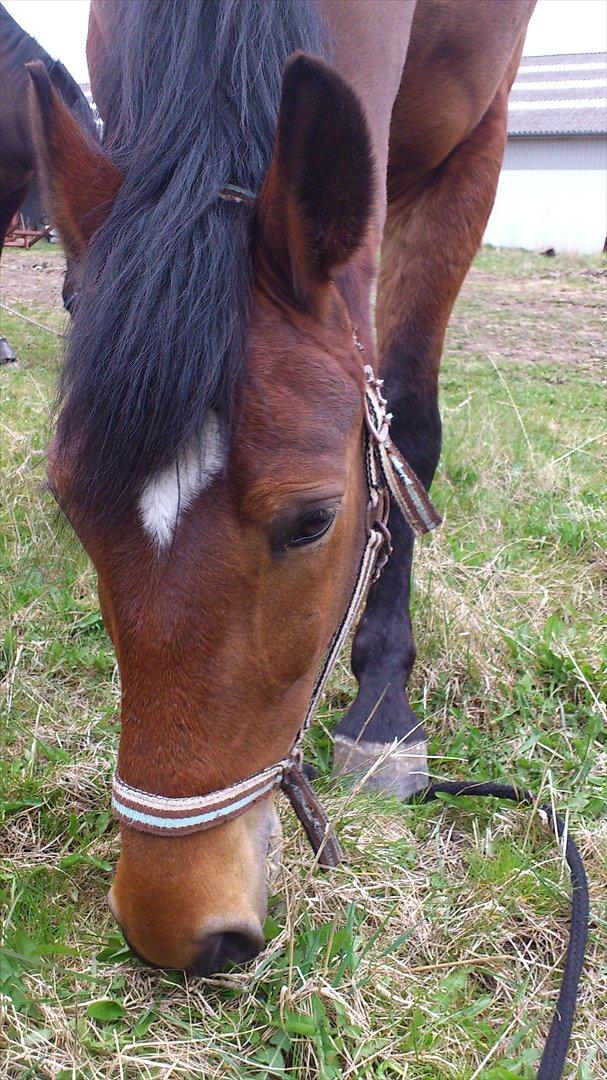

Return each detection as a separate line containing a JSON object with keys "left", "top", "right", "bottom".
{"left": 336, "top": 81, "right": 510, "bottom": 794}
{"left": 334, "top": 349, "right": 441, "bottom": 794}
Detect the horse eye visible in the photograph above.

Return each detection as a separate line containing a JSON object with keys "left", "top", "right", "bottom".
{"left": 286, "top": 507, "right": 337, "bottom": 549}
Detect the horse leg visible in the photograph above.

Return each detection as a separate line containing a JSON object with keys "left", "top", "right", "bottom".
{"left": 0, "top": 182, "right": 29, "bottom": 364}
{"left": 334, "top": 82, "right": 511, "bottom": 795}
{"left": 0, "top": 179, "right": 29, "bottom": 244}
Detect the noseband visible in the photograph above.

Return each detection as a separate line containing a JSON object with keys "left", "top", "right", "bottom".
{"left": 112, "top": 345, "right": 441, "bottom": 865}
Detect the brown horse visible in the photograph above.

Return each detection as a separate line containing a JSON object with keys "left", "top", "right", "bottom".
{"left": 0, "top": 1, "right": 96, "bottom": 357}
{"left": 28, "top": 0, "right": 535, "bottom": 974}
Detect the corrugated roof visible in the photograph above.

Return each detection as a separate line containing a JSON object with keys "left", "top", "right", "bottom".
{"left": 509, "top": 52, "right": 606, "bottom": 137}
{"left": 78, "top": 55, "right": 605, "bottom": 141}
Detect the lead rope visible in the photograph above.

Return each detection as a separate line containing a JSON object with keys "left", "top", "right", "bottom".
{"left": 424, "top": 782, "right": 589, "bottom": 1080}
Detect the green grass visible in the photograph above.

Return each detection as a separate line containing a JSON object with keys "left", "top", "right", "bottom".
{"left": 1, "top": 247, "right": 606, "bottom": 1078}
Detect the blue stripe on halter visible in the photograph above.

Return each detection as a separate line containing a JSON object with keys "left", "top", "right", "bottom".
{"left": 112, "top": 777, "right": 278, "bottom": 830}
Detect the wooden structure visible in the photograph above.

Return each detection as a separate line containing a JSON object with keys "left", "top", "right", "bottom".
{"left": 3, "top": 211, "right": 52, "bottom": 249}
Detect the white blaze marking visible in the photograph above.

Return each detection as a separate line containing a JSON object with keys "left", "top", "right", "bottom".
{"left": 139, "top": 411, "right": 225, "bottom": 547}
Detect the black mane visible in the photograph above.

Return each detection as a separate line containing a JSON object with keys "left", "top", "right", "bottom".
{"left": 58, "top": 0, "right": 326, "bottom": 524}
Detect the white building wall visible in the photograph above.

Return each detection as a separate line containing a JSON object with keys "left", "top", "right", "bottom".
{"left": 484, "top": 136, "right": 607, "bottom": 253}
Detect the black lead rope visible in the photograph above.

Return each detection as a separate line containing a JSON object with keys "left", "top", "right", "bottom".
{"left": 422, "top": 780, "right": 590, "bottom": 1080}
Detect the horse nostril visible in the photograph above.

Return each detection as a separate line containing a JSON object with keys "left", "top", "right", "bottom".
{"left": 191, "top": 929, "right": 264, "bottom": 976}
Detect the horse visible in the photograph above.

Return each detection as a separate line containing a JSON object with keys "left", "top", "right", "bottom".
{"left": 0, "top": 1, "right": 96, "bottom": 358}
{"left": 28, "top": 0, "right": 536, "bottom": 975}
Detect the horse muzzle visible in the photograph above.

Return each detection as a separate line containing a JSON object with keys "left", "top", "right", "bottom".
{"left": 108, "top": 797, "right": 282, "bottom": 973}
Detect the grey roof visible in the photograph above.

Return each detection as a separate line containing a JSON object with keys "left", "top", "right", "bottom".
{"left": 509, "top": 52, "right": 606, "bottom": 137}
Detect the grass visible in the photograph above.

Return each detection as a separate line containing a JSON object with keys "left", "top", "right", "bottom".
{"left": 1, "top": 245, "right": 606, "bottom": 1079}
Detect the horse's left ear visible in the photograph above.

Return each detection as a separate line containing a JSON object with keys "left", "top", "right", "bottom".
{"left": 257, "top": 53, "right": 375, "bottom": 308}
{"left": 27, "top": 60, "right": 123, "bottom": 260}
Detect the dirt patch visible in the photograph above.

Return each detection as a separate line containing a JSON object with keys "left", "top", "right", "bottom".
{"left": 1, "top": 246, "right": 66, "bottom": 311}
{"left": 449, "top": 263, "right": 606, "bottom": 375}
{"left": 2, "top": 244, "right": 604, "bottom": 376}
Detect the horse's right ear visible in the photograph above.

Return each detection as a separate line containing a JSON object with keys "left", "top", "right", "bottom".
{"left": 257, "top": 54, "right": 374, "bottom": 311}
{"left": 27, "top": 60, "right": 123, "bottom": 259}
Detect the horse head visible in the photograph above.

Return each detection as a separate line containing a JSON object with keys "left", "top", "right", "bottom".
{"left": 29, "top": 52, "right": 377, "bottom": 973}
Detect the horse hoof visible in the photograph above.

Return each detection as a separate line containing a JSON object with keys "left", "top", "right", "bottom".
{"left": 333, "top": 734, "right": 428, "bottom": 798}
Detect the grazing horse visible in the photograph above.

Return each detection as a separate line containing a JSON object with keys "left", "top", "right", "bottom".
{"left": 0, "top": 2, "right": 96, "bottom": 357}
{"left": 29, "top": 0, "right": 535, "bottom": 974}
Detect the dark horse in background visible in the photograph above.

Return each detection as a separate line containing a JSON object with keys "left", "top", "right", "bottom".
{"left": 0, "top": 2, "right": 96, "bottom": 358}
{"left": 28, "top": 0, "right": 535, "bottom": 975}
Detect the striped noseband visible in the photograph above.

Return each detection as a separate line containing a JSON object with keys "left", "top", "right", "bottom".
{"left": 112, "top": 355, "right": 440, "bottom": 866}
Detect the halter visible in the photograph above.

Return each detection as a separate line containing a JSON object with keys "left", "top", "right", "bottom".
{"left": 112, "top": 179, "right": 440, "bottom": 864}
{"left": 112, "top": 345, "right": 441, "bottom": 865}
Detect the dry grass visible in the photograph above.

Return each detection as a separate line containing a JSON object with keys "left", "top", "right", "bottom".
{"left": 1, "top": 245, "right": 606, "bottom": 1079}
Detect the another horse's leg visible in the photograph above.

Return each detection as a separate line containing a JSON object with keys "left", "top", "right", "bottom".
{"left": 0, "top": 182, "right": 29, "bottom": 364}
{"left": 334, "top": 84, "right": 510, "bottom": 795}
{"left": 0, "top": 181, "right": 28, "bottom": 245}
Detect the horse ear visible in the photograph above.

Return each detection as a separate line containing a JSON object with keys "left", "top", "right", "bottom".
{"left": 258, "top": 53, "right": 375, "bottom": 309}
{"left": 27, "top": 60, "right": 123, "bottom": 260}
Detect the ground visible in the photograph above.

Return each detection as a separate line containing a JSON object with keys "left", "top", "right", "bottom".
{"left": 1, "top": 246, "right": 65, "bottom": 312}
{"left": 1, "top": 243, "right": 605, "bottom": 1079}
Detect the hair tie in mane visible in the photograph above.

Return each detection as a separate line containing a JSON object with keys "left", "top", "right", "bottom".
{"left": 219, "top": 183, "right": 258, "bottom": 204}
